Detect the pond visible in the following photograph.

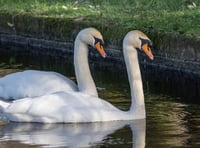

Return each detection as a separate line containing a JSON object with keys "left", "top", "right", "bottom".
{"left": 0, "top": 49, "right": 199, "bottom": 147}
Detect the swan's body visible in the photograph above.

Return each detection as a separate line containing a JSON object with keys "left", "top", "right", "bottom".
{"left": 0, "top": 30, "right": 153, "bottom": 123}
{"left": 0, "top": 28, "right": 106, "bottom": 100}
{"left": 0, "top": 70, "right": 77, "bottom": 100}
{"left": 2, "top": 91, "right": 142, "bottom": 123}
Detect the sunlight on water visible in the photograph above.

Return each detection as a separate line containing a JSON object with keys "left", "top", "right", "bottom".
{"left": 0, "top": 52, "right": 199, "bottom": 147}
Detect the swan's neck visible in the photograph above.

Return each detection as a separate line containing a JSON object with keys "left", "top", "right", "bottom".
{"left": 74, "top": 38, "right": 98, "bottom": 97}
{"left": 123, "top": 45, "right": 145, "bottom": 117}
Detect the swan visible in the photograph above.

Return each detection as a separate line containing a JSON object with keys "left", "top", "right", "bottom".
{"left": 0, "top": 28, "right": 106, "bottom": 100}
{"left": 0, "top": 30, "right": 154, "bottom": 123}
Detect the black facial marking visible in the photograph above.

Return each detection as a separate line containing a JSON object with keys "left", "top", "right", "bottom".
{"left": 139, "top": 37, "right": 153, "bottom": 50}
{"left": 94, "top": 37, "right": 104, "bottom": 46}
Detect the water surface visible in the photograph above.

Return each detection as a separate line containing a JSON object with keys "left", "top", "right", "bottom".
{"left": 0, "top": 51, "right": 199, "bottom": 147}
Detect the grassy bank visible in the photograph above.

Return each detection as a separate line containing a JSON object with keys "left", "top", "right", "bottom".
{"left": 0, "top": 0, "right": 200, "bottom": 37}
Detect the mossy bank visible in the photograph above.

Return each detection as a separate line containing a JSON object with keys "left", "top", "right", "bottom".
{"left": 0, "top": 0, "right": 200, "bottom": 77}
{"left": 0, "top": 10, "right": 200, "bottom": 75}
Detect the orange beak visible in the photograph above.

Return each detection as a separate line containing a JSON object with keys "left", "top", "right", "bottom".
{"left": 142, "top": 43, "right": 154, "bottom": 60}
{"left": 95, "top": 42, "right": 106, "bottom": 58}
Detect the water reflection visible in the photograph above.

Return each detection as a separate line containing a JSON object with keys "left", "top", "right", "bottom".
{"left": 145, "top": 95, "right": 191, "bottom": 147}
{"left": 0, "top": 120, "right": 145, "bottom": 148}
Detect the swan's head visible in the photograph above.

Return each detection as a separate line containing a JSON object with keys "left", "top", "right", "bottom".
{"left": 77, "top": 28, "right": 106, "bottom": 58}
{"left": 123, "top": 30, "right": 154, "bottom": 60}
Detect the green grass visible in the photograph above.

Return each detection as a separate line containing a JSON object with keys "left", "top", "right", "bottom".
{"left": 0, "top": 0, "right": 200, "bottom": 37}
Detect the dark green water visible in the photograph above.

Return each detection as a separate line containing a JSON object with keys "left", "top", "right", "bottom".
{"left": 0, "top": 51, "right": 199, "bottom": 148}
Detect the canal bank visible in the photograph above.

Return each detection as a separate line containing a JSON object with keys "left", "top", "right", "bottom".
{"left": 0, "top": 12, "right": 200, "bottom": 75}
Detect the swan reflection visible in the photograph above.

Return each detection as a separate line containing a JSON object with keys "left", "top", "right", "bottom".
{"left": 0, "top": 119, "right": 145, "bottom": 147}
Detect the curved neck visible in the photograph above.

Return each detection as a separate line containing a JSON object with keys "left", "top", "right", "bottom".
{"left": 123, "top": 44, "right": 145, "bottom": 117}
{"left": 74, "top": 38, "right": 98, "bottom": 97}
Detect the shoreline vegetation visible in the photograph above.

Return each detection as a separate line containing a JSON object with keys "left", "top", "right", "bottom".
{"left": 0, "top": 0, "right": 200, "bottom": 76}
{"left": 0, "top": 0, "right": 200, "bottom": 38}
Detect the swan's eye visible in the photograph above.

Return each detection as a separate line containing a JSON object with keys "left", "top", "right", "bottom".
{"left": 94, "top": 37, "right": 104, "bottom": 47}
{"left": 139, "top": 38, "right": 153, "bottom": 50}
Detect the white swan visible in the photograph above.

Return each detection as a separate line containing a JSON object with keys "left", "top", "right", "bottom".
{"left": 0, "top": 30, "right": 153, "bottom": 123}
{"left": 0, "top": 28, "right": 106, "bottom": 100}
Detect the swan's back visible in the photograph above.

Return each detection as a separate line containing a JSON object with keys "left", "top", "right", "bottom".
{"left": 0, "top": 70, "right": 78, "bottom": 100}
